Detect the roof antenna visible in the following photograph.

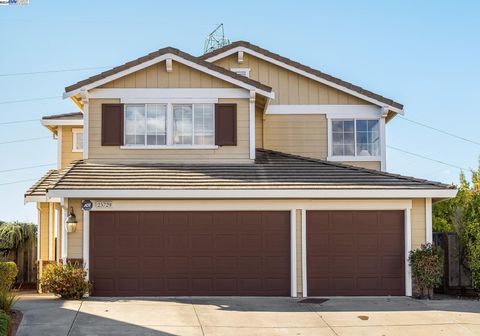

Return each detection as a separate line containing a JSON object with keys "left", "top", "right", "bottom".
{"left": 204, "top": 23, "right": 230, "bottom": 54}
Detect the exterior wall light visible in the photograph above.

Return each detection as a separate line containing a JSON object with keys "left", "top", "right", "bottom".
{"left": 65, "top": 206, "right": 78, "bottom": 233}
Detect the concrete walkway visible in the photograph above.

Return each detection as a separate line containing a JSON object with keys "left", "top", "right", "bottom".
{"left": 14, "top": 294, "right": 480, "bottom": 336}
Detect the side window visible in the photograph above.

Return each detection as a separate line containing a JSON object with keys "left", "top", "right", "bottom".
{"left": 72, "top": 128, "right": 83, "bottom": 152}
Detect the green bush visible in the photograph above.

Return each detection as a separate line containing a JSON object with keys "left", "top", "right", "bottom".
{"left": 0, "top": 289, "right": 17, "bottom": 313}
{"left": 41, "top": 262, "right": 91, "bottom": 300}
{"left": 0, "top": 310, "right": 9, "bottom": 336}
{"left": 409, "top": 243, "right": 444, "bottom": 299}
{"left": 0, "top": 262, "right": 18, "bottom": 291}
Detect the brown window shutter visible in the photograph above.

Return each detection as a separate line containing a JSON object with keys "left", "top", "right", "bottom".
{"left": 215, "top": 103, "right": 237, "bottom": 146}
{"left": 101, "top": 104, "right": 124, "bottom": 146}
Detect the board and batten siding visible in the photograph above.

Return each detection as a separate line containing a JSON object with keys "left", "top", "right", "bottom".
{"left": 213, "top": 53, "right": 371, "bottom": 105}
{"left": 87, "top": 98, "right": 251, "bottom": 163}
{"left": 100, "top": 61, "right": 236, "bottom": 89}
{"left": 411, "top": 198, "right": 427, "bottom": 249}
{"left": 60, "top": 126, "right": 83, "bottom": 169}
{"left": 67, "top": 199, "right": 84, "bottom": 259}
{"left": 37, "top": 202, "right": 49, "bottom": 260}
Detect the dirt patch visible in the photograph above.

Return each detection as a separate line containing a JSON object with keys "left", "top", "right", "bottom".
{"left": 8, "top": 309, "right": 23, "bottom": 336}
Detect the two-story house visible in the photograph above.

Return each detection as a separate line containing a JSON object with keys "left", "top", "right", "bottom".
{"left": 25, "top": 41, "right": 456, "bottom": 297}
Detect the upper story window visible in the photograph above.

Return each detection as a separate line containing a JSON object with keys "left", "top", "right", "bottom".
{"left": 124, "top": 103, "right": 214, "bottom": 147}
{"left": 72, "top": 128, "right": 83, "bottom": 152}
{"left": 230, "top": 68, "right": 251, "bottom": 78}
{"left": 331, "top": 119, "right": 380, "bottom": 158}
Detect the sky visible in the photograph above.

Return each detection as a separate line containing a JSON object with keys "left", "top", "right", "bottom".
{"left": 0, "top": 0, "right": 479, "bottom": 223}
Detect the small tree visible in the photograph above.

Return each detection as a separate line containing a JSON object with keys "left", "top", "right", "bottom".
{"left": 409, "top": 243, "right": 444, "bottom": 299}
{"left": 0, "top": 222, "right": 37, "bottom": 265}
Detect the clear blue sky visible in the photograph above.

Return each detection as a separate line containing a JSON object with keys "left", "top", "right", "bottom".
{"left": 1, "top": 0, "right": 479, "bottom": 223}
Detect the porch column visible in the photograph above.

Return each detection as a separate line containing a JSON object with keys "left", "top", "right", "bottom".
{"left": 83, "top": 210, "right": 90, "bottom": 280}
{"left": 61, "top": 199, "right": 68, "bottom": 263}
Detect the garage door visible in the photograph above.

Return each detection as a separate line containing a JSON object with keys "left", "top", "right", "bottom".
{"left": 90, "top": 211, "right": 291, "bottom": 296}
{"left": 307, "top": 210, "right": 405, "bottom": 296}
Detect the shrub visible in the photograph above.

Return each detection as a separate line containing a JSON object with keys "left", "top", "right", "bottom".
{"left": 0, "top": 310, "right": 9, "bottom": 336}
{"left": 0, "top": 289, "right": 17, "bottom": 313}
{"left": 0, "top": 262, "right": 18, "bottom": 291}
{"left": 41, "top": 262, "right": 91, "bottom": 300}
{"left": 409, "top": 243, "right": 444, "bottom": 299}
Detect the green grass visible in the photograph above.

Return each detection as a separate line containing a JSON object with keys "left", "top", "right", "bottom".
{"left": 0, "top": 310, "right": 9, "bottom": 336}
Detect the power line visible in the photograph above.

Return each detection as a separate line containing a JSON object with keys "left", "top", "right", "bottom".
{"left": 0, "top": 96, "right": 62, "bottom": 105}
{"left": 0, "top": 163, "right": 55, "bottom": 173}
{"left": 0, "top": 66, "right": 110, "bottom": 77}
{"left": 0, "top": 119, "right": 39, "bottom": 125}
{"left": 398, "top": 116, "right": 480, "bottom": 147}
{"left": 0, "top": 136, "right": 50, "bottom": 145}
{"left": 387, "top": 145, "right": 468, "bottom": 171}
{"left": 0, "top": 178, "right": 37, "bottom": 187}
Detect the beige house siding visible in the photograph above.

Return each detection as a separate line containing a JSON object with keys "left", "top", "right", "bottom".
{"left": 60, "top": 126, "right": 83, "bottom": 169}
{"left": 411, "top": 198, "right": 427, "bottom": 249}
{"left": 100, "top": 61, "right": 236, "bottom": 89}
{"left": 87, "top": 98, "right": 251, "bottom": 163}
{"left": 342, "top": 161, "right": 381, "bottom": 170}
{"left": 213, "top": 53, "right": 371, "bottom": 105}
{"left": 255, "top": 107, "right": 263, "bottom": 148}
{"left": 37, "top": 202, "right": 49, "bottom": 260}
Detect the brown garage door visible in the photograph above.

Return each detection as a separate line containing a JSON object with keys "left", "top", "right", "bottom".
{"left": 307, "top": 210, "right": 405, "bottom": 296}
{"left": 90, "top": 211, "right": 290, "bottom": 296}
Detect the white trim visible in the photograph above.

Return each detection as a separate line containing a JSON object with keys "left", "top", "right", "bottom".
{"left": 72, "top": 128, "right": 83, "bottom": 153}
{"left": 25, "top": 195, "right": 48, "bottom": 203}
{"left": 237, "top": 51, "right": 244, "bottom": 63}
{"left": 301, "top": 209, "right": 307, "bottom": 297}
{"left": 380, "top": 117, "right": 387, "bottom": 171}
{"left": 205, "top": 46, "right": 402, "bottom": 114}
{"left": 290, "top": 209, "right": 297, "bottom": 297}
{"left": 64, "top": 54, "right": 274, "bottom": 99}
{"left": 405, "top": 208, "right": 412, "bottom": 296}
{"left": 165, "top": 58, "right": 173, "bottom": 72}
{"left": 90, "top": 88, "right": 250, "bottom": 100}
{"left": 327, "top": 156, "right": 381, "bottom": 162}
{"left": 249, "top": 91, "right": 256, "bottom": 160}
{"left": 267, "top": 104, "right": 381, "bottom": 116}
{"left": 48, "top": 189, "right": 458, "bottom": 199}
{"left": 48, "top": 203, "right": 53, "bottom": 260}
{"left": 41, "top": 120, "right": 83, "bottom": 126}
{"left": 230, "top": 68, "right": 251, "bottom": 78}
{"left": 81, "top": 92, "right": 89, "bottom": 160}
{"left": 61, "top": 198, "right": 68, "bottom": 263}
{"left": 425, "top": 198, "right": 433, "bottom": 244}
{"left": 57, "top": 127, "right": 62, "bottom": 169}
{"left": 122, "top": 98, "right": 218, "bottom": 104}
{"left": 83, "top": 210, "right": 90, "bottom": 280}
{"left": 36, "top": 204, "right": 41, "bottom": 262}
{"left": 120, "top": 145, "right": 218, "bottom": 150}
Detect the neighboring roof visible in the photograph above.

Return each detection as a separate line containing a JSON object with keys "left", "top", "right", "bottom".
{"left": 42, "top": 112, "right": 83, "bottom": 121}
{"left": 201, "top": 41, "right": 403, "bottom": 111}
{"left": 64, "top": 47, "right": 272, "bottom": 96}
{"left": 44, "top": 149, "right": 452, "bottom": 193}
{"left": 24, "top": 170, "right": 59, "bottom": 201}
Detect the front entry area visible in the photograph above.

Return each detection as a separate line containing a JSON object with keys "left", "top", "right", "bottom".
{"left": 89, "top": 211, "right": 291, "bottom": 296}
{"left": 307, "top": 210, "right": 405, "bottom": 296}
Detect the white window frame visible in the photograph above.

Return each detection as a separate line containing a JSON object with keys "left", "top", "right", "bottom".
{"left": 72, "top": 128, "right": 84, "bottom": 152}
{"left": 122, "top": 102, "right": 217, "bottom": 149}
{"left": 327, "top": 117, "right": 381, "bottom": 162}
{"left": 230, "top": 68, "right": 251, "bottom": 78}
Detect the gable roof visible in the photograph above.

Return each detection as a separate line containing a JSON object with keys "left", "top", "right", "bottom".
{"left": 201, "top": 41, "right": 403, "bottom": 113}
{"left": 64, "top": 47, "right": 273, "bottom": 98}
{"left": 40, "top": 149, "right": 454, "bottom": 200}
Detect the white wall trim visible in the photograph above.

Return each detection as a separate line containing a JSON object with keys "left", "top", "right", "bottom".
{"left": 327, "top": 156, "right": 381, "bottom": 162}
{"left": 90, "top": 88, "right": 250, "bottom": 100}
{"left": 81, "top": 92, "right": 89, "bottom": 160}
{"left": 205, "top": 46, "right": 403, "bottom": 114}
{"left": 64, "top": 54, "right": 274, "bottom": 99}
{"left": 267, "top": 104, "right": 382, "bottom": 116}
{"left": 380, "top": 117, "right": 387, "bottom": 171}
{"left": 120, "top": 145, "right": 219, "bottom": 150}
{"left": 301, "top": 209, "right": 307, "bottom": 297}
{"left": 290, "top": 209, "right": 297, "bottom": 297}
{"left": 41, "top": 120, "right": 83, "bottom": 126}
{"left": 249, "top": 91, "right": 256, "bottom": 160}
{"left": 48, "top": 189, "right": 457, "bottom": 200}
{"left": 425, "top": 198, "right": 433, "bottom": 244}
{"left": 405, "top": 207, "right": 413, "bottom": 296}
{"left": 230, "top": 68, "right": 251, "bottom": 78}
{"left": 83, "top": 210, "right": 90, "bottom": 280}
{"left": 48, "top": 203, "right": 53, "bottom": 260}
{"left": 60, "top": 198, "right": 68, "bottom": 263}
{"left": 57, "top": 127, "right": 62, "bottom": 169}
{"left": 36, "top": 204, "right": 41, "bottom": 262}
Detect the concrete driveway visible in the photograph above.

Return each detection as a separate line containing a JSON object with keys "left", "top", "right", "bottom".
{"left": 14, "top": 293, "right": 480, "bottom": 336}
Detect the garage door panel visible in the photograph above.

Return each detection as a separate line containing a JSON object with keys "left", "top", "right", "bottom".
{"left": 90, "top": 211, "right": 290, "bottom": 296}
{"left": 307, "top": 210, "right": 405, "bottom": 296}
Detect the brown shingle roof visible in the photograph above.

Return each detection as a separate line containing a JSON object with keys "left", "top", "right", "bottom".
{"left": 42, "top": 112, "right": 83, "bottom": 120}
{"left": 201, "top": 41, "right": 403, "bottom": 110}
{"left": 25, "top": 170, "right": 59, "bottom": 198}
{"left": 46, "top": 149, "right": 452, "bottom": 191}
{"left": 64, "top": 47, "right": 272, "bottom": 95}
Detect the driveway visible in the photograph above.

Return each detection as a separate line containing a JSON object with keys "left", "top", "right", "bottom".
{"left": 14, "top": 294, "right": 480, "bottom": 336}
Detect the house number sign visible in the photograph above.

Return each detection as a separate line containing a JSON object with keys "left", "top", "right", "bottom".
{"left": 94, "top": 201, "right": 113, "bottom": 209}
